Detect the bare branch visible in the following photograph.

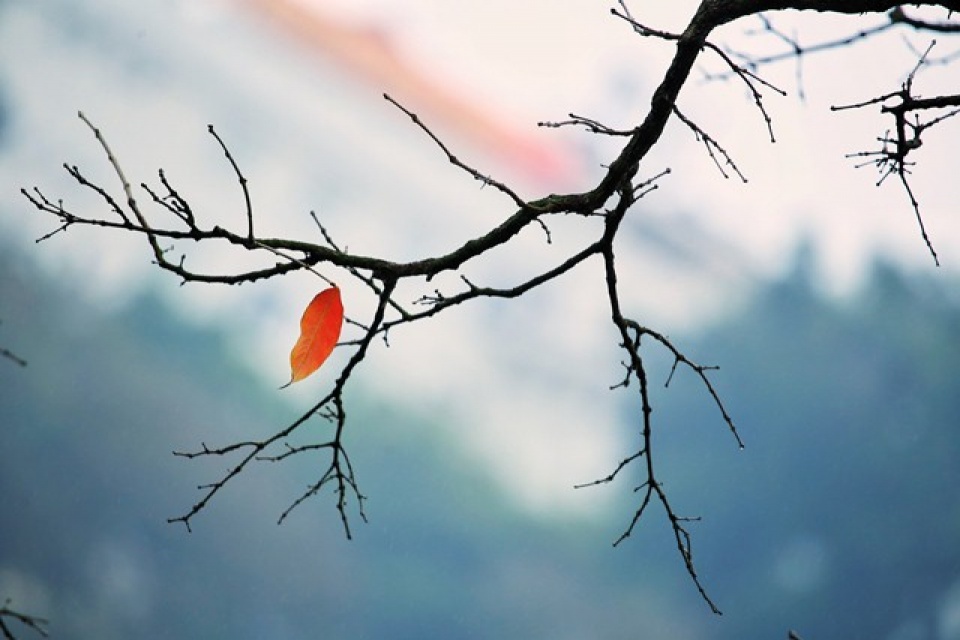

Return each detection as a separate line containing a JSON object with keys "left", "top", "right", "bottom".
{"left": 0, "top": 601, "right": 49, "bottom": 639}
{"left": 0, "top": 348, "right": 26, "bottom": 367}
{"left": 383, "top": 93, "right": 527, "bottom": 209}
{"left": 20, "top": 0, "right": 959, "bottom": 615}
{"left": 591, "top": 184, "right": 730, "bottom": 614}
{"left": 167, "top": 276, "right": 395, "bottom": 535}
{"left": 832, "top": 42, "right": 958, "bottom": 265}
{"left": 207, "top": 124, "right": 254, "bottom": 241}
{"left": 0, "top": 320, "right": 26, "bottom": 367}
{"left": 77, "top": 111, "right": 164, "bottom": 261}
{"left": 538, "top": 113, "right": 635, "bottom": 136}
{"left": 672, "top": 107, "right": 749, "bottom": 181}
{"left": 141, "top": 168, "right": 195, "bottom": 228}
{"left": 724, "top": 13, "right": 894, "bottom": 78}
{"left": 890, "top": 6, "right": 960, "bottom": 32}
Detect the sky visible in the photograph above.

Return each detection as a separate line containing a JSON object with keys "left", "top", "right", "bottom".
{"left": 1, "top": 0, "right": 958, "bottom": 517}
{"left": 285, "top": 0, "right": 959, "bottom": 285}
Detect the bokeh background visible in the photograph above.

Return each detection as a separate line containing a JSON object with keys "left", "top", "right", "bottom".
{"left": 1, "top": 1, "right": 959, "bottom": 638}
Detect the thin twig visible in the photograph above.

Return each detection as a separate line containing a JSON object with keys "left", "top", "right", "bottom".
{"left": 207, "top": 124, "right": 254, "bottom": 241}
{"left": 383, "top": 93, "right": 528, "bottom": 209}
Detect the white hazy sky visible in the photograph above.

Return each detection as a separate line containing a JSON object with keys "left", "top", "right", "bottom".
{"left": 1, "top": 0, "right": 957, "bottom": 517}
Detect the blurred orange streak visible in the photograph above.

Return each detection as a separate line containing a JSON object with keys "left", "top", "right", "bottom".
{"left": 240, "top": 0, "right": 583, "bottom": 189}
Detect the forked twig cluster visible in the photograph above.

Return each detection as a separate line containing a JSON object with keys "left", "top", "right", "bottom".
{"left": 833, "top": 43, "right": 960, "bottom": 266}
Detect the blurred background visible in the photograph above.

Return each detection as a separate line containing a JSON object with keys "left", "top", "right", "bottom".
{"left": 1, "top": 1, "right": 959, "bottom": 638}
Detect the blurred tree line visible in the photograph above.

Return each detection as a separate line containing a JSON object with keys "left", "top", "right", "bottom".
{"left": 2, "top": 240, "right": 958, "bottom": 638}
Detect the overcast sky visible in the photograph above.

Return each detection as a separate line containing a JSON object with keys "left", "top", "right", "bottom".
{"left": 2, "top": 0, "right": 957, "bottom": 516}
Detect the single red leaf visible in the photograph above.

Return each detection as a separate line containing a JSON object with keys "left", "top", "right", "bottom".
{"left": 283, "top": 286, "right": 343, "bottom": 387}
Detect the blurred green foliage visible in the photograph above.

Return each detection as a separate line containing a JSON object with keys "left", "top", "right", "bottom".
{"left": 1, "top": 245, "right": 958, "bottom": 639}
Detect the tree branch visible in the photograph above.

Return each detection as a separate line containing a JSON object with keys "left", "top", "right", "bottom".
{"left": 20, "top": 0, "right": 958, "bottom": 614}
{"left": 832, "top": 42, "right": 959, "bottom": 265}
{"left": 0, "top": 601, "right": 48, "bottom": 639}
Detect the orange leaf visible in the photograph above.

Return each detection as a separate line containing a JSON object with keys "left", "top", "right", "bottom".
{"left": 283, "top": 286, "right": 343, "bottom": 387}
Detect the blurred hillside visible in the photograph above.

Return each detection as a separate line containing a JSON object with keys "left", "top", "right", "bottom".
{"left": 2, "top": 239, "right": 959, "bottom": 639}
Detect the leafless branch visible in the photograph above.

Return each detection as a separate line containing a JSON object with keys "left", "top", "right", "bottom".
{"left": 383, "top": 93, "right": 527, "bottom": 209}
{"left": 20, "top": 0, "right": 960, "bottom": 615}
{"left": 672, "top": 107, "right": 749, "bottom": 181}
{"left": 0, "top": 601, "right": 48, "bottom": 639}
{"left": 890, "top": 6, "right": 960, "bottom": 33}
{"left": 0, "top": 348, "right": 26, "bottom": 367}
{"left": 538, "top": 113, "right": 636, "bottom": 136}
{"left": 0, "top": 320, "right": 26, "bottom": 367}
{"left": 833, "top": 42, "right": 960, "bottom": 265}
